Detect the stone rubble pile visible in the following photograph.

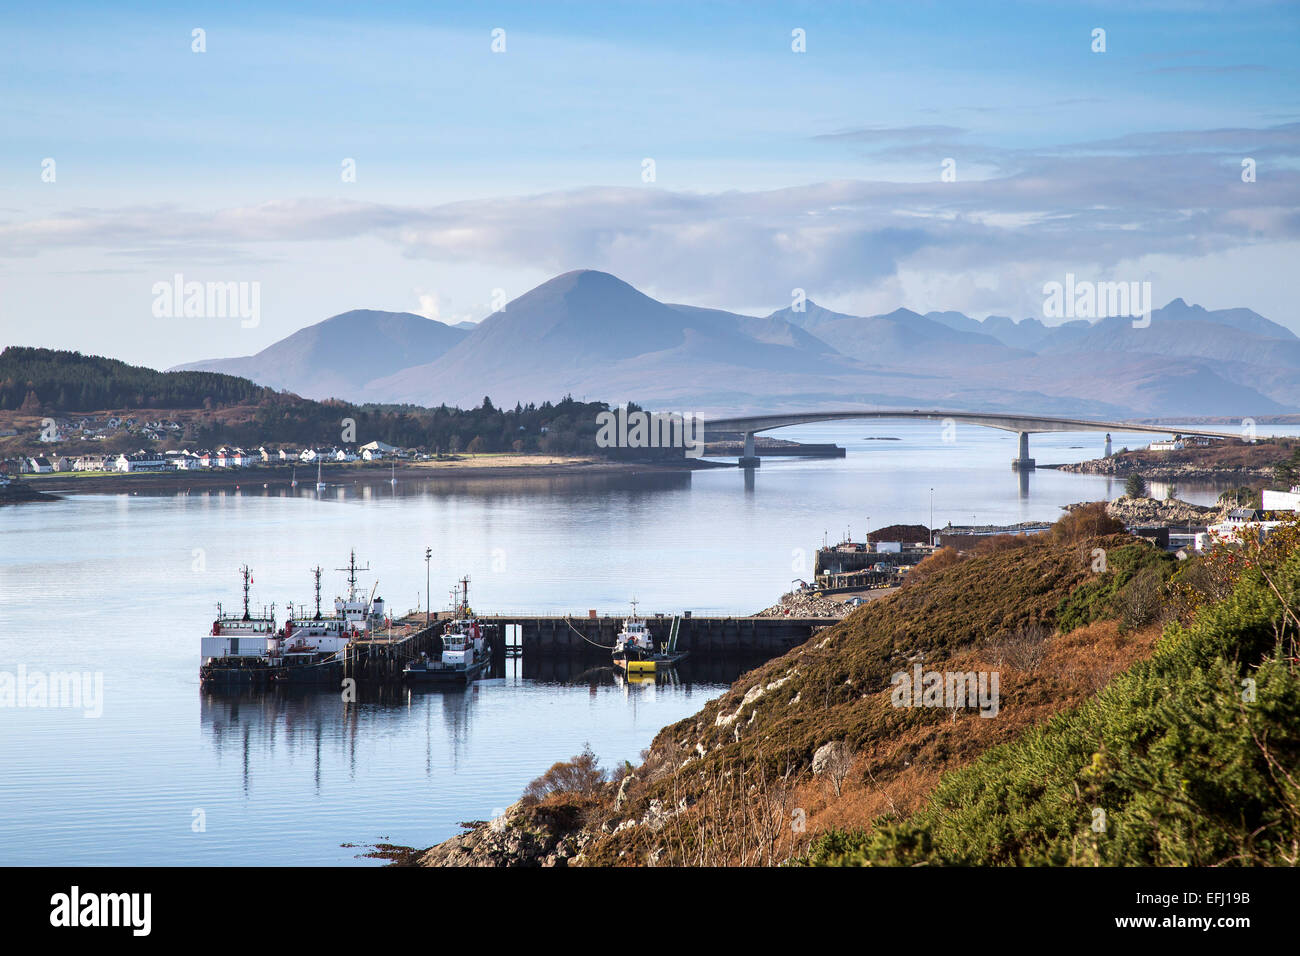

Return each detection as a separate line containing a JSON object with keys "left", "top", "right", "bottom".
{"left": 754, "top": 590, "right": 854, "bottom": 619}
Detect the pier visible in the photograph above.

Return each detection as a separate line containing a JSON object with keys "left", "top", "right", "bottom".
{"left": 330, "top": 612, "right": 839, "bottom": 683}
{"left": 481, "top": 613, "right": 838, "bottom": 658}
{"left": 205, "top": 611, "right": 840, "bottom": 688}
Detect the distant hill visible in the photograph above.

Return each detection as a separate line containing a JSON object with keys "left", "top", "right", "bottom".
{"left": 167, "top": 271, "right": 1298, "bottom": 418}
{"left": 768, "top": 303, "right": 1030, "bottom": 367}
{"left": 0, "top": 346, "right": 270, "bottom": 411}
{"left": 365, "top": 271, "right": 862, "bottom": 408}
{"left": 0, "top": 346, "right": 616, "bottom": 458}
{"left": 172, "top": 309, "right": 468, "bottom": 401}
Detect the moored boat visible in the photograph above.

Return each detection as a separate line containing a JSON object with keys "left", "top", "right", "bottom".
{"left": 611, "top": 601, "right": 688, "bottom": 672}
{"left": 200, "top": 552, "right": 389, "bottom": 686}
{"left": 404, "top": 577, "right": 494, "bottom": 685}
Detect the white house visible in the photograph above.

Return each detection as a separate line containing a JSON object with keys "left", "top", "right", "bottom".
{"left": 362, "top": 448, "right": 384, "bottom": 461}
{"left": 115, "top": 452, "right": 169, "bottom": 473}
{"left": 360, "top": 440, "right": 400, "bottom": 457}
{"left": 28, "top": 457, "right": 53, "bottom": 473}
{"left": 1262, "top": 489, "right": 1300, "bottom": 512}
{"left": 1203, "top": 509, "right": 1285, "bottom": 548}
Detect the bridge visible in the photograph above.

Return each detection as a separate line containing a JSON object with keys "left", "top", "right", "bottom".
{"left": 702, "top": 410, "right": 1246, "bottom": 469}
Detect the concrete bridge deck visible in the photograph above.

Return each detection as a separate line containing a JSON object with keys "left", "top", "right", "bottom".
{"left": 702, "top": 409, "right": 1246, "bottom": 470}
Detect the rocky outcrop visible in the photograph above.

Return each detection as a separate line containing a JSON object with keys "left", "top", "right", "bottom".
{"left": 1068, "top": 495, "right": 1223, "bottom": 527}
{"left": 1055, "top": 455, "right": 1274, "bottom": 482}
{"left": 812, "top": 740, "right": 851, "bottom": 776}
{"left": 0, "top": 482, "right": 59, "bottom": 504}
{"left": 416, "top": 801, "right": 594, "bottom": 867}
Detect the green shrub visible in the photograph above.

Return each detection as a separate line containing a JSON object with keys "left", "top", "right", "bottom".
{"left": 804, "top": 526, "right": 1300, "bottom": 866}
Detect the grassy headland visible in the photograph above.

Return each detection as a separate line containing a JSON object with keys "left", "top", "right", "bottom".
{"left": 407, "top": 504, "right": 1300, "bottom": 867}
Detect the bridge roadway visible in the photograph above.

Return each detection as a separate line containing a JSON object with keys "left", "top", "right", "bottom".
{"left": 702, "top": 410, "right": 1246, "bottom": 469}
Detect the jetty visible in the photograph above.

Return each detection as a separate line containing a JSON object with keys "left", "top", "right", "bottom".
{"left": 235, "top": 611, "right": 841, "bottom": 686}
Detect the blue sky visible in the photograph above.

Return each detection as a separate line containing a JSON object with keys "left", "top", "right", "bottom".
{"left": 1, "top": 1, "right": 1298, "bottom": 368}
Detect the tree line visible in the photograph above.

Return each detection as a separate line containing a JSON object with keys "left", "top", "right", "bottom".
{"left": 0, "top": 348, "right": 685, "bottom": 458}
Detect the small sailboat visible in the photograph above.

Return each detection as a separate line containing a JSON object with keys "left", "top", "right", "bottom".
{"left": 315, "top": 459, "right": 326, "bottom": 490}
{"left": 390, "top": 462, "right": 396, "bottom": 486}
{"left": 291, "top": 466, "right": 298, "bottom": 488}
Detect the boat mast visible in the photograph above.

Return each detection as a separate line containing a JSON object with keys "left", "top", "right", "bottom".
{"left": 312, "top": 566, "right": 323, "bottom": 619}
{"left": 241, "top": 565, "right": 252, "bottom": 620}
{"left": 337, "top": 550, "right": 370, "bottom": 602}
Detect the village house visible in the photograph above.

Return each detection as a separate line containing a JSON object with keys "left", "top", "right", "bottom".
{"left": 1261, "top": 488, "right": 1300, "bottom": 512}
{"left": 1200, "top": 508, "right": 1285, "bottom": 550}
{"left": 359, "top": 440, "right": 402, "bottom": 459}
{"left": 115, "top": 451, "right": 169, "bottom": 473}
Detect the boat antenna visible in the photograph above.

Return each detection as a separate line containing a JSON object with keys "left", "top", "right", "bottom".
{"left": 336, "top": 549, "right": 369, "bottom": 601}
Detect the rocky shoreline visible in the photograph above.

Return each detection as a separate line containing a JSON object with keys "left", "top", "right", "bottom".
{"left": 18, "top": 457, "right": 722, "bottom": 496}
{"left": 0, "top": 481, "right": 60, "bottom": 504}
{"left": 1052, "top": 458, "right": 1271, "bottom": 482}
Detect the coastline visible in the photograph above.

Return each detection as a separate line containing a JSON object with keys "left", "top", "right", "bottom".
{"left": 21, "top": 456, "right": 730, "bottom": 495}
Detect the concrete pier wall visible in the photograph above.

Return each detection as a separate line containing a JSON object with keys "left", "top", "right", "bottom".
{"left": 483, "top": 615, "right": 837, "bottom": 658}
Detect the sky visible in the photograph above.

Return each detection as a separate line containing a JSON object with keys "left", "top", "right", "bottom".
{"left": 1, "top": 0, "right": 1298, "bottom": 370}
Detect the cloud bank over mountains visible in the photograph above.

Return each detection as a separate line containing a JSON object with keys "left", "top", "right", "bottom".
{"left": 9, "top": 121, "right": 1298, "bottom": 332}
{"left": 175, "top": 269, "right": 1299, "bottom": 420}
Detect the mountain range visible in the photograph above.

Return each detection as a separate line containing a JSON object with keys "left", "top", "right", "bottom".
{"left": 172, "top": 270, "right": 1300, "bottom": 417}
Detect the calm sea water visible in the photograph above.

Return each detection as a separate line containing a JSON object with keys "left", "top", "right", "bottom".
{"left": 1, "top": 421, "right": 1290, "bottom": 865}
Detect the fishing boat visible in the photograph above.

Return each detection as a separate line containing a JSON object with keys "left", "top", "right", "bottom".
{"left": 198, "top": 566, "right": 278, "bottom": 679}
{"left": 611, "top": 601, "right": 688, "bottom": 673}
{"left": 200, "top": 552, "right": 390, "bottom": 686}
{"left": 404, "top": 576, "right": 494, "bottom": 685}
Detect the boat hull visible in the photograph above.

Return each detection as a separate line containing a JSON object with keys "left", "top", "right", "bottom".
{"left": 200, "top": 656, "right": 343, "bottom": 686}
{"left": 403, "top": 656, "right": 491, "bottom": 685}
{"left": 612, "top": 650, "right": 689, "bottom": 672}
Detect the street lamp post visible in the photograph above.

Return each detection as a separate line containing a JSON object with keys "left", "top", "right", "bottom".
{"left": 424, "top": 547, "right": 432, "bottom": 626}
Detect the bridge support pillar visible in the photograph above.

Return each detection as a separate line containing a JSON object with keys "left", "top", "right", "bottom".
{"left": 739, "top": 431, "right": 760, "bottom": 468}
{"left": 1011, "top": 431, "right": 1036, "bottom": 470}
